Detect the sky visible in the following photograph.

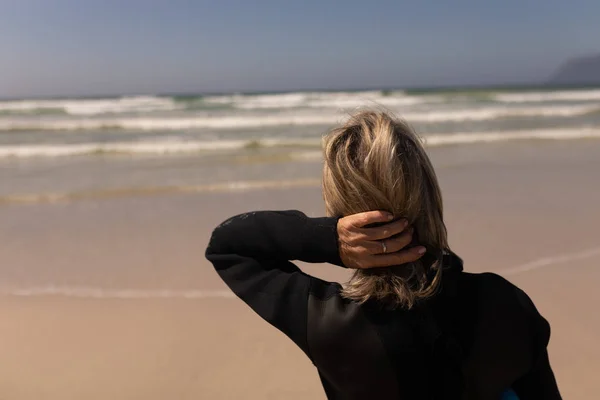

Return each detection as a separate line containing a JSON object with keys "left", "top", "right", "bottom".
{"left": 1, "top": 0, "right": 599, "bottom": 97}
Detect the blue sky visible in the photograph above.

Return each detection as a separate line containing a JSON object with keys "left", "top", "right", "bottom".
{"left": 1, "top": 0, "right": 599, "bottom": 97}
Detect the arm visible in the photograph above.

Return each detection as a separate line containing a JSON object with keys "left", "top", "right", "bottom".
{"left": 205, "top": 210, "right": 342, "bottom": 359}
{"left": 205, "top": 210, "right": 423, "bottom": 359}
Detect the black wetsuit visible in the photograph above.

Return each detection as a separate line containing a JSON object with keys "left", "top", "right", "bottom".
{"left": 205, "top": 210, "right": 562, "bottom": 400}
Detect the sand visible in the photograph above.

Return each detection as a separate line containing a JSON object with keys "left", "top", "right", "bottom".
{"left": 1, "top": 140, "right": 599, "bottom": 399}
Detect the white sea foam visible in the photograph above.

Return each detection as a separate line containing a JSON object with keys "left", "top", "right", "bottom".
{"left": 205, "top": 92, "right": 314, "bottom": 109}
{"left": 403, "top": 104, "right": 599, "bottom": 122}
{"left": 204, "top": 90, "right": 434, "bottom": 109}
{"left": 0, "top": 96, "right": 178, "bottom": 116}
{"left": 1, "top": 89, "right": 599, "bottom": 118}
{"left": 0, "top": 138, "right": 322, "bottom": 158}
{"left": 0, "top": 140, "right": 242, "bottom": 157}
{"left": 2, "top": 128, "right": 599, "bottom": 159}
{"left": 1, "top": 104, "right": 597, "bottom": 132}
{"left": 203, "top": 89, "right": 600, "bottom": 109}
{"left": 424, "top": 128, "right": 600, "bottom": 145}
{"left": 0, "top": 114, "right": 340, "bottom": 131}
{"left": 493, "top": 89, "right": 600, "bottom": 103}
{"left": 502, "top": 246, "right": 600, "bottom": 275}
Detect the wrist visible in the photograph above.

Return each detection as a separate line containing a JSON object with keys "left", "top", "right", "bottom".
{"left": 303, "top": 217, "right": 344, "bottom": 266}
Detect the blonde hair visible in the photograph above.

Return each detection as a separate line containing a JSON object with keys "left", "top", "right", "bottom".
{"left": 322, "top": 110, "right": 449, "bottom": 309}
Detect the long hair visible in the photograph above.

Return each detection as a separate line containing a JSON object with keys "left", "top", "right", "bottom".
{"left": 322, "top": 110, "right": 449, "bottom": 309}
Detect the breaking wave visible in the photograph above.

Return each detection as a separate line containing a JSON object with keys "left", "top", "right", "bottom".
{"left": 2, "top": 128, "right": 599, "bottom": 159}
{"left": 0, "top": 138, "right": 321, "bottom": 158}
{"left": 493, "top": 89, "right": 600, "bottom": 103}
{"left": 0, "top": 96, "right": 178, "bottom": 116}
{"left": 0, "top": 104, "right": 598, "bottom": 132}
{"left": 2, "top": 88, "right": 600, "bottom": 117}
{"left": 203, "top": 90, "right": 436, "bottom": 109}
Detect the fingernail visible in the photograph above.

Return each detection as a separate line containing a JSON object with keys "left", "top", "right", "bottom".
{"left": 402, "top": 219, "right": 409, "bottom": 227}
{"left": 416, "top": 246, "right": 426, "bottom": 255}
{"left": 387, "top": 213, "right": 394, "bottom": 221}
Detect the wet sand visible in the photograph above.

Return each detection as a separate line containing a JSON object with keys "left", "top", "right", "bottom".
{"left": 1, "top": 140, "right": 599, "bottom": 399}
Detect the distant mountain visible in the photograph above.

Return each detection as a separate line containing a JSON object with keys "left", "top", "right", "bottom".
{"left": 548, "top": 54, "right": 600, "bottom": 85}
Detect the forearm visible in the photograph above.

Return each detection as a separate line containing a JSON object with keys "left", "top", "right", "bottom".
{"left": 204, "top": 210, "right": 342, "bottom": 358}
{"left": 206, "top": 210, "right": 343, "bottom": 266}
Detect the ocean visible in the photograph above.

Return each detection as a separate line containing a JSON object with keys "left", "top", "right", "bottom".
{"left": 2, "top": 86, "right": 600, "bottom": 203}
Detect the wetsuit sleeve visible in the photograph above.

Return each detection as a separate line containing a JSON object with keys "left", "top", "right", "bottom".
{"left": 512, "top": 289, "right": 562, "bottom": 399}
{"left": 205, "top": 210, "right": 343, "bottom": 359}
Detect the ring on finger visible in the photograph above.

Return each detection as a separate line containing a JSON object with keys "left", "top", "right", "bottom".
{"left": 381, "top": 241, "right": 388, "bottom": 254}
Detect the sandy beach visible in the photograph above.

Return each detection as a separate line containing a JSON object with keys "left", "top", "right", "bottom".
{"left": 1, "top": 139, "right": 600, "bottom": 399}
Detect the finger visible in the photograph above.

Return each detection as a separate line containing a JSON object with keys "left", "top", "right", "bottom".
{"left": 345, "top": 210, "right": 393, "bottom": 229}
{"left": 359, "top": 218, "right": 409, "bottom": 241}
{"left": 380, "top": 227, "right": 414, "bottom": 253}
{"left": 363, "top": 246, "right": 427, "bottom": 268}
{"left": 359, "top": 227, "right": 413, "bottom": 255}
{"left": 356, "top": 240, "right": 389, "bottom": 255}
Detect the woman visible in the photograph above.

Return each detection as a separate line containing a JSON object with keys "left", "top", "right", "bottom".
{"left": 205, "top": 111, "right": 561, "bottom": 399}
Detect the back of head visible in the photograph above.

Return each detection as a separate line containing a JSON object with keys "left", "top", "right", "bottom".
{"left": 322, "top": 110, "right": 449, "bottom": 309}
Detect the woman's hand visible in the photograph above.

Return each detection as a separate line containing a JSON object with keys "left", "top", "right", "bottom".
{"left": 337, "top": 211, "right": 426, "bottom": 269}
